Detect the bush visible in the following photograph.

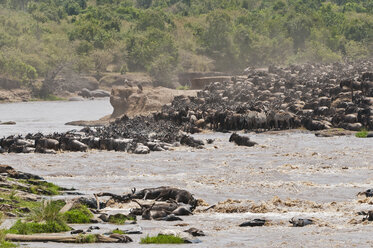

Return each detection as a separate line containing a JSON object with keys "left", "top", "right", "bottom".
{"left": 108, "top": 214, "right": 135, "bottom": 225}
{"left": 63, "top": 205, "right": 93, "bottom": 224}
{"left": 127, "top": 28, "right": 178, "bottom": 72}
{"left": 148, "top": 54, "right": 176, "bottom": 87}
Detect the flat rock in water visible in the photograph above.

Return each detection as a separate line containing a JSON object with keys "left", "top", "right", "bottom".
{"left": 0, "top": 121, "right": 16, "bottom": 125}
{"left": 239, "top": 219, "right": 266, "bottom": 227}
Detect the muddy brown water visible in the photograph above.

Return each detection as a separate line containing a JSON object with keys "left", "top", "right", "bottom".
{"left": 1, "top": 101, "right": 373, "bottom": 247}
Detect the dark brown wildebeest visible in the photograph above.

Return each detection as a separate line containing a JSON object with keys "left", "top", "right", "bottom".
{"left": 229, "top": 133, "right": 257, "bottom": 147}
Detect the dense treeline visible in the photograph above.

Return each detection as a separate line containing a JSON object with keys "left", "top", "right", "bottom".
{"left": 0, "top": 0, "right": 372, "bottom": 87}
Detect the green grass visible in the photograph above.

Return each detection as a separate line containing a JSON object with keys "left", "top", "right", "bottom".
{"left": 0, "top": 241, "right": 17, "bottom": 248}
{"left": 108, "top": 214, "right": 136, "bottom": 225}
{"left": 8, "top": 178, "right": 62, "bottom": 196}
{"left": 140, "top": 235, "right": 185, "bottom": 244}
{"left": 75, "top": 234, "right": 97, "bottom": 243}
{"left": 176, "top": 86, "right": 190, "bottom": 90}
{"left": 356, "top": 129, "right": 368, "bottom": 138}
{"left": 8, "top": 220, "right": 71, "bottom": 235}
{"left": 27, "top": 180, "right": 62, "bottom": 195}
{"left": 63, "top": 205, "right": 93, "bottom": 224}
{"left": 0, "top": 229, "right": 17, "bottom": 248}
{"left": 112, "top": 229, "right": 125, "bottom": 235}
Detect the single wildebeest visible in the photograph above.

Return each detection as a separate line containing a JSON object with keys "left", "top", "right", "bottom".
{"left": 130, "top": 186, "right": 197, "bottom": 209}
{"left": 289, "top": 217, "right": 313, "bottom": 227}
{"left": 229, "top": 133, "right": 257, "bottom": 147}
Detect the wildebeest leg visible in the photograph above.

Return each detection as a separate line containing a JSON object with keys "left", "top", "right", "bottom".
{"left": 154, "top": 190, "right": 170, "bottom": 202}
{"left": 143, "top": 192, "right": 149, "bottom": 200}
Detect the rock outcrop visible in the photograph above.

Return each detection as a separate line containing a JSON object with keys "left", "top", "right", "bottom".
{"left": 110, "top": 86, "right": 197, "bottom": 118}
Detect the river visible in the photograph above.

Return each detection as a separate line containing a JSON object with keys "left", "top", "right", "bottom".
{"left": 1, "top": 100, "right": 373, "bottom": 247}
{"left": 0, "top": 98, "right": 112, "bottom": 136}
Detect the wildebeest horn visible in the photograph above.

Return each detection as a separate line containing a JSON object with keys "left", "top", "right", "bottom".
{"left": 132, "top": 187, "right": 136, "bottom": 194}
{"left": 148, "top": 202, "right": 156, "bottom": 211}
{"left": 132, "top": 199, "right": 143, "bottom": 208}
{"left": 289, "top": 217, "right": 295, "bottom": 224}
{"left": 169, "top": 198, "right": 179, "bottom": 205}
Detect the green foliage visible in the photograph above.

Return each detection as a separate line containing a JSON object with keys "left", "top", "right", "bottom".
{"left": 8, "top": 219, "right": 71, "bottom": 235}
{"left": 68, "top": 6, "right": 120, "bottom": 49}
{"left": 0, "top": 0, "right": 372, "bottom": 86}
{"left": 355, "top": 129, "right": 368, "bottom": 138}
{"left": 63, "top": 205, "right": 93, "bottom": 224}
{"left": 127, "top": 28, "right": 178, "bottom": 83}
{"left": 140, "top": 234, "right": 185, "bottom": 244}
{"left": 108, "top": 214, "right": 135, "bottom": 225}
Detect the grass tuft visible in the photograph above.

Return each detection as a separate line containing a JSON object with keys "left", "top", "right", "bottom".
{"left": 140, "top": 234, "right": 185, "bottom": 244}
{"left": 112, "top": 229, "right": 125, "bottom": 235}
{"left": 28, "top": 200, "right": 65, "bottom": 223}
{"left": 356, "top": 129, "right": 368, "bottom": 138}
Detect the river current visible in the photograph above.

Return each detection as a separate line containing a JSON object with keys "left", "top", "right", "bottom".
{"left": 1, "top": 100, "right": 373, "bottom": 247}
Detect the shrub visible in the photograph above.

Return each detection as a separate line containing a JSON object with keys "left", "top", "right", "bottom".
{"left": 108, "top": 214, "right": 135, "bottom": 225}
{"left": 63, "top": 205, "right": 93, "bottom": 224}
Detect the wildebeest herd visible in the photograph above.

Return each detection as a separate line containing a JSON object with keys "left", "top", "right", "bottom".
{"left": 1, "top": 60, "right": 372, "bottom": 154}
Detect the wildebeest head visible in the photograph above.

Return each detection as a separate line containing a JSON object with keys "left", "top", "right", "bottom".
{"left": 229, "top": 133, "right": 239, "bottom": 142}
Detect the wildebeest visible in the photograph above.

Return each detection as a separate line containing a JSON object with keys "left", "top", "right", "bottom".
{"left": 130, "top": 186, "right": 197, "bottom": 209}
{"left": 229, "top": 133, "right": 257, "bottom": 147}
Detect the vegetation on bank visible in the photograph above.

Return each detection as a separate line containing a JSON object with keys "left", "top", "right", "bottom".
{"left": 0, "top": 0, "right": 372, "bottom": 89}
{"left": 7, "top": 200, "right": 70, "bottom": 235}
{"left": 140, "top": 234, "right": 185, "bottom": 244}
{"left": 8, "top": 219, "right": 71, "bottom": 235}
